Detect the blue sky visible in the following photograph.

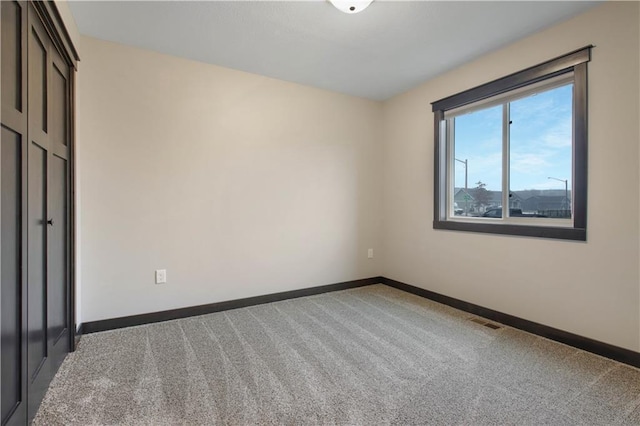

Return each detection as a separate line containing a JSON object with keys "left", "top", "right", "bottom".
{"left": 453, "top": 83, "right": 573, "bottom": 192}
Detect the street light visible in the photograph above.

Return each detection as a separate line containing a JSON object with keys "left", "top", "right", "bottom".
{"left": 548, "top": 176, "right": 569, "bottom": 215}
{"left": 456, "top": 158, "right": 468, "bottom": 215}
{"left": 455, "top": 158, "right": 468, "bottom": 190}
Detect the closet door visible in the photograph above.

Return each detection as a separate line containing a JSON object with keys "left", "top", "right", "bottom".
{"left": 2, "top": 2, "right": 74, "bottom": 423}
{"left": 26, "top": 4, "right": 52, "bottom": 421}
{"left": 25, "top": 4, "right": 71, "bottom": 422}
{"left": 46, "top": 22, "right": 71, "bottom": 383}
{"left": 1, "top": 1, "right": 28, "bottom": 425}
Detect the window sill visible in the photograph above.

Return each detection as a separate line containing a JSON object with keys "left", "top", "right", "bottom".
{"left": 433, "top": 219, "right": 586, "bottom": 241}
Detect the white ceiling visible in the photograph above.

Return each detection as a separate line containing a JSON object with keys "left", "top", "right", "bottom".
{"left": 68, "top": 1, "right": 599, "bottom": 101}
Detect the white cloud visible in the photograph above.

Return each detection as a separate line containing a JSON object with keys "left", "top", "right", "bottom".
{"left": 541, "top": 118, "right": 572, "bottom": 148}
{"left": 510, "top": 152, "right": 551, "bottom": 174}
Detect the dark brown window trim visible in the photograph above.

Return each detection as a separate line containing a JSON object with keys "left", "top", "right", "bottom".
{"left": 432, "top": 46, "right": 592, "bottom": 241}
{"left": 433, "top": 220, "right": 586, "bottom": 241}
{"left": 432, "top": 46, "right": 591, "bottom": 112}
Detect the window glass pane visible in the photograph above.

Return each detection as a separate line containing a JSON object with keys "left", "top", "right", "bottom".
{"left": 509, "top": 83, "right": 573, "bottom": 219}
{"left": 452, "top": 105, "right": 502, "bottom": 217}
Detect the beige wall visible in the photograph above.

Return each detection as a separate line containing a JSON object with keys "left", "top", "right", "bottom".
{"left": 77, "top": 2, "right": 640, "bottom": 352}
{"left": 77, "top": 37, "right": 383, "bottom": 322}
{"left": 381, "top": 1, "right": 640, "bottom": 351}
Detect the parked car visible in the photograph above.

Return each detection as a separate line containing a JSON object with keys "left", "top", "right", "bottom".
{"left": 481, "top": 208, "right": 547, "bottom": 218}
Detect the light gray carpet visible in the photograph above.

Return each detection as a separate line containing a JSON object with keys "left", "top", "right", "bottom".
{"left": 34, "top": 284, "right": 640, "bottom": 425}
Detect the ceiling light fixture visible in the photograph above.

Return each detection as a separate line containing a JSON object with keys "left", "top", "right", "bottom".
{"left": 328, "top": 0, "right": 374, "bottom": 14}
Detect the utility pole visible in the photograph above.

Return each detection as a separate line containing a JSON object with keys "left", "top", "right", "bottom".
{"left": 456, "top": 158, "right": 468, "bottom": 214}
{"left": 455, "top": 158, "right": 468, "bottom": 190}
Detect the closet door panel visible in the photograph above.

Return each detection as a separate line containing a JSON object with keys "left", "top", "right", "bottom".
{"left": 48, "top": 155, "right": 68, "bottom": 350}
{"left": 1, "top": 1, "right": 23, "bottom": 116}
{"left": 1, "top": 1, "right": 28, "bottom": 425}
{"left": 29, "top": 29, "right": 47, "bottom": 135}
{"left": 26, "top": 143, "right": 47, "bottom": 381}
{"left": 1, "top": 128, "right": 23, "bottom": 425}
{"left": 51, "top": 64, "right": 67, "bottom": 147}
{"left": 25, "top": 142, "right": 50, "bottom": 423}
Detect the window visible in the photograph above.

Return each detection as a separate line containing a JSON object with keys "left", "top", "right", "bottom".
{"left": 432, "top": 47, "right": 591, "bottom": 241}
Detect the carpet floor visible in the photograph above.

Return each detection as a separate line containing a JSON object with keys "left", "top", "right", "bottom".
{"left": 34, "top": 284, "right": 640, "bottom": 425}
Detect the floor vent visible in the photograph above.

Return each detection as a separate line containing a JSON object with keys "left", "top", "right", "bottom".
{"left": 469, "top": 317, "right": 502, "bottom": 330}
{"left": 483, "top": 322, "right": 502, "bottom": 330}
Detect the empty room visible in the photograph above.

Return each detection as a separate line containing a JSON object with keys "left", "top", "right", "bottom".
{"left": 1, "top": 0, "right": 640, "bottom": 424}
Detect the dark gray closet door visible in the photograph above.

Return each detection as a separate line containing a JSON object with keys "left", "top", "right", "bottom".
{"left": 46, "top": 33, "right": 71, "bottom": 382}
{"left": 26, "top": 5, "right": 52, "bottom": 421}
{"left": 25, "top": 4, "right": 71, "bottom": 422}
{"left": 2, "top": 2, "right": 73, "bottom": 424}
{"left": 1, "top": 1, "right": 28, "bottom": 425}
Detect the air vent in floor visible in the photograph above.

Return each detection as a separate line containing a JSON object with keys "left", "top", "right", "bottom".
{"left": 468, "top": 317, "right": 502, "bottom": 330}
{"left": 483, "top": 322, "right": 502, "bottom": 330}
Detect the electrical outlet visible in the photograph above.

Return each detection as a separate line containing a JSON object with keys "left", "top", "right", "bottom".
{"left": 367, "top": 249, "right": 374, "bottom": 259}
{"left": 155, "top": 269, "right": 167, "bottom": 284}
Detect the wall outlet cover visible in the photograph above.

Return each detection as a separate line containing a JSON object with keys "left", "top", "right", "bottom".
{"left": 155, "top": 269, "right": 167, "bottom": 284}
